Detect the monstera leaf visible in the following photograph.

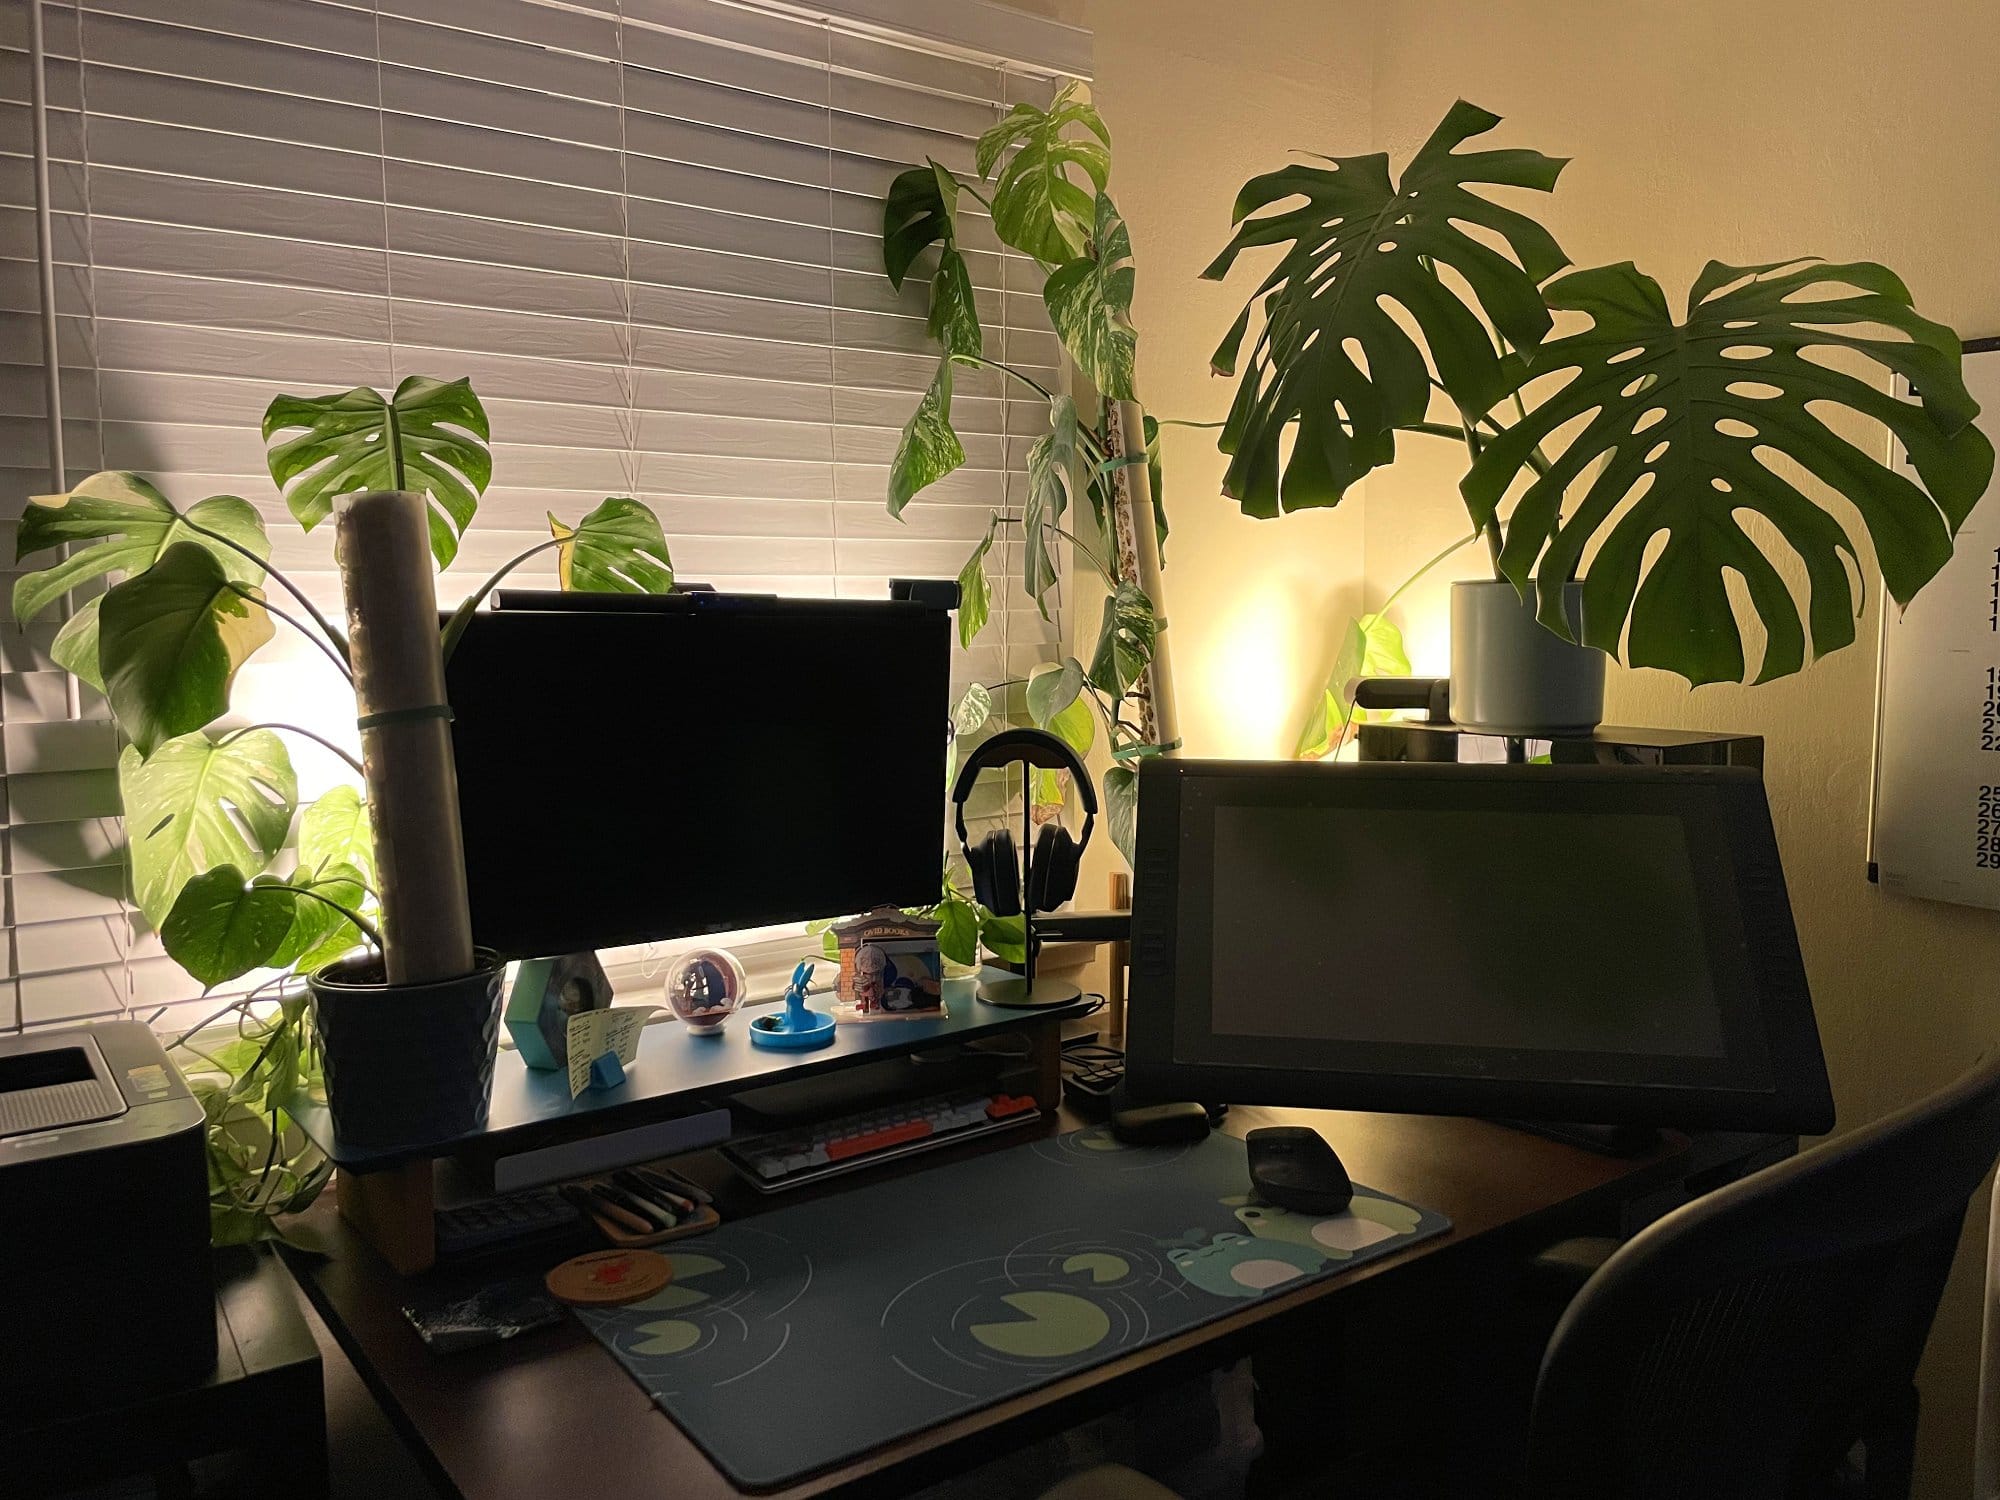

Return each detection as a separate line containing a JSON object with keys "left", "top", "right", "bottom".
{"left": 98, "top": 543, "right": 275, "bottom": 755}
{"left": 888, "top": 356, "right": 965, "bottom": 517}
{"left": 262, "top": 376, "right": 491, "bottom": 568}
{"left": 297, "top": 785, "right": 375, "bottom": 887}
{"left": 976, "top": 82, "right": 1110, "bottom": 264}
{"left": 267, "top": 863, "right": 371, "bottom": 975}
{"left": 955, "top": 516, "right": 996, "bottom": 647}
{"left": 1463, "top": 259, "right": 1995, "bottom": 685}
{"left": 550, "top": 497, "right": 675, "bottom": 594}
{"left": 1203, "top": 100, "right": 1569, "bottom": 517}
{"left": 13, "top": 473, "right": 269, "bottom": 691}
{"left": 1044, "top": 195, "right": 1136, "bottom": 401}
{"left": 883, "top": 160, "right": 983, "bottom": 359}
{"left": 161, "top": 867, "right": 301, "bottom": 990}
{"left": 120, "top": 730, "right": 297, "bottom": 927}
{"left": 1026, "top": 656, "right": 1086, "bottom": 726}
{"left": 1086, "top": 580, "right": 1158, "bottom": 697}
{"left": 1023, "top": 395, "right": 1080, "bottom": 610}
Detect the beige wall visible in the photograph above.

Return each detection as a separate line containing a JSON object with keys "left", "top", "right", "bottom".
{"left": 1365, "top": 6, "right": 2000, "bottom": 1492}
{"left": 1009, "top": 0, "right": 2000, "bottom": 1490}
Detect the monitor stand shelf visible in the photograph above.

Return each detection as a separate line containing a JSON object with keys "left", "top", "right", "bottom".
{"left": 284, "top": 972, "right": 1089, "bottom": 1275}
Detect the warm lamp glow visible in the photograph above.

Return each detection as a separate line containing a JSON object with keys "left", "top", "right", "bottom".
{"left": 1199, "top": 588, "right": 1301, "bottom": 758}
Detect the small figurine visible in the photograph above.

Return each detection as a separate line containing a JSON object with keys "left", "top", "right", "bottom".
{"left": 749, "top": 960, "right": 837, "bottom": 1051}
{"left": 665, "top": 948, "right": 747, "bottom": 1034}
{"left": 832, "top": 908, "right": 945, "bottom": 1020}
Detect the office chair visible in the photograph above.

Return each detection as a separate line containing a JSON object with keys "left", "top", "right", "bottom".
{"left": 1035, "top": 1054, "right": 2000, "bottom": 1500}
{"left": 1528, "top": 1051, "right": 2000, "bottom": 1500}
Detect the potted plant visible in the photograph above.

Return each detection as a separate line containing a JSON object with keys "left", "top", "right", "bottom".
{"left": 13, "top": 377, "right": 676, "bottom": 1233}
{"left": 1205, "top": 100, "right": 1994, "bottom": 729}
{"left": 875, "top": 83, "right": 1175, "bottom": 865}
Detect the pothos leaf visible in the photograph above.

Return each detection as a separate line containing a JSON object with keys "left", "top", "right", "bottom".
{"left": 1047, "top": 694, "right": 1096, "bottom": 758}
{"left": 1024, "top": 395, "right": 1079, "bottom": 610}
{"left": 262, "top": 376, "right": 492, "bottom": 569}
{"left": 98, "top": 542, "right": 276, "bottom": 755}
{"left": 1203, "top": 99, "right": 1569, "bottom": 517}
{"left": 550, "top": 497, "right": 675, "bottom": 594}
{"left": 955, "top": 514, "right": 997, "bottom": 647}
{"left": 1294, "top": 612, "right": 1410, "bottom": 759}
{"left": 977, "top": 82, "right": 1111, "bottom": 264}
{"left": 1103, "top": 765, "right": 1137, "bottom": 868}
{"left": 934, "top": 892, "right": 981, "bottom": 967}
{"left": 952, "top": 682, "right": 993, "bottom": 737}
{"left": 1142, "top": 411, "right": 1167, "bottom": 559}
{"left": 1044, "top": 194, "right": 1137, "bottom": 401}
{"left": 1027, "top": 656, "right": 1086, "bottom": 726}
{"left": 888, "top": 356, "right": 965, "bottom": 517}
{"left": 1464, "top": 258, "right": 1995, "bottom": 685}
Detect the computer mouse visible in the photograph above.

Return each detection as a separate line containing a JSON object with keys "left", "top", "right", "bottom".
{"left": 1246, "top": 1126, "right": 1353, "bottom": 1215}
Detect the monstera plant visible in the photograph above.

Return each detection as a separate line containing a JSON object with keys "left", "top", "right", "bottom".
{"left": 12, "top": 377, "right": 676, "bottom": 1241}
{"left": 1207, "top": 100, "right": 1994, "bottom": 686}
{"left": 878, "top": 83, "right": 1172, "bottom": 864}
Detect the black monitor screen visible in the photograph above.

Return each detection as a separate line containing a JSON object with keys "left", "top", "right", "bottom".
{"left": 1125, "top": 761, "right": 1833, "bottom": 1132}
{"left": 447, "top": 597, "right": 950, "bottom": 959}
{"left": 1210, "top": 805, "right": 1727, "bottom": 1060}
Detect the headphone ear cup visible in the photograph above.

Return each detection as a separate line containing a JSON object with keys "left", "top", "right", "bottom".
{"left": 986, "top": 827, "right": 1021, "bottom": 917}
{"left": 1028, "top": 823, "right": 1081, "bottom": 911}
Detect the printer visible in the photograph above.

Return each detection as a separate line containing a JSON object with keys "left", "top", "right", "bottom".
{"left": 0, "top": 1020, "right": 214, "bottom": 1417}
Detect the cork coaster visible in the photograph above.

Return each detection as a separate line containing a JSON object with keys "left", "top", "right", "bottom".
{"left": 545, "top": 1248, "right": 673, "bottom": 1307}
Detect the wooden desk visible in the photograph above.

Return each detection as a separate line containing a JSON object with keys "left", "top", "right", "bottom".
{"left": 284, "top": 1107, "right": 1788, "bottom": 1500}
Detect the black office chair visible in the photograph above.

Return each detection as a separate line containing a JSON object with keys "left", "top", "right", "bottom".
{"left": 1037, "top": 1055, "right": 2000, "bottom": 1500}
{"left": 1527, "top": 1052, "right": 2000, "bottom": 1500}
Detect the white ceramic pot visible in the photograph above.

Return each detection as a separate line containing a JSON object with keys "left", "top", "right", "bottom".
{"left": 1449, "top": 579, "right": 1605, "bottom": 736}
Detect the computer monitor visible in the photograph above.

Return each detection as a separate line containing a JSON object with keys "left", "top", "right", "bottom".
{"left": 446, "top": 593, "right": 951, "bottom": 959}
{"left": 1125, "top": 760, "right": 1834, "bottom": 1132}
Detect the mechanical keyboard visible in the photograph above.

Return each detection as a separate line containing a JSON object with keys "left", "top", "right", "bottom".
{"left": 724, "top": 1089, "right": 1041, "bottom": 1191}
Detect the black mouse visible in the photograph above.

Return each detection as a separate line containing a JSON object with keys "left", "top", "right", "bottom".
{"left": 1246, "top": 1126, "right": 1352, "bottom": 1214}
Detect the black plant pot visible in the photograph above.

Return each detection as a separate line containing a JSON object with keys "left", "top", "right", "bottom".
{"left": 308, "top": 950, "right": 505, "bottom": 1151}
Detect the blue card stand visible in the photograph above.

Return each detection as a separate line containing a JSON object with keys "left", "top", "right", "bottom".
{"left": 749, "top": 962, "right": 836, "bottom": 1052}
{"left": 587, "top": 1051, "right": 627, "bottom": 1090}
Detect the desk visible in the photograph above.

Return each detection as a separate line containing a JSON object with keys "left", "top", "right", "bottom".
{"left": 15, "top": 1243, "right": 325, "bottom": 1498}
{"left": 284, "top": 1106, "right": 1790, "bottom": 1500}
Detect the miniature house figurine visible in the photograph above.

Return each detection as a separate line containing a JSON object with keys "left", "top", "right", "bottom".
{"left": 832, "top": 907, "right": 944, "bottom": 1019}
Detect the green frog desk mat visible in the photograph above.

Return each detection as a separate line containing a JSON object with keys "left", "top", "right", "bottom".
{"left": 576, "top": 1127, "right": 1449, "bottom": 1490}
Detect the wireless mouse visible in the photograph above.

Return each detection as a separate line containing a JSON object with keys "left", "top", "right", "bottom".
{"left": 1246, "top": 1126, "right": 1353, "bottom": 1214}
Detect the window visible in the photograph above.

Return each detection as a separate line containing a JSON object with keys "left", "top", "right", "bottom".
{"left": 2, "top": 0, "right": 1089, "bottom": 1029}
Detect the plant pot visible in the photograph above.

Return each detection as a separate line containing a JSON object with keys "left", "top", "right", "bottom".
{"left": 308, "top": 950, "right": 504, "bottom": 1150}
{"left": 1449, "top": 579, "right": 1605, "bottom": 736}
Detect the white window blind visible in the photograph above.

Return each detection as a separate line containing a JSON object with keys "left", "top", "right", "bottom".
{"left": 1, "top": 0, "right": 1084, "bottom": 1030}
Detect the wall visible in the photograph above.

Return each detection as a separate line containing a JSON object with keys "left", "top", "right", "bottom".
{"left": 1014, "top": 0, "right": 2000, "bottom": 1490}
{"left": 1365, "top": 5, "right": 2000, "bottom": 1491}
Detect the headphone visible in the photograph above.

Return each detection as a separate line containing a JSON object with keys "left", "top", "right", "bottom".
{"left": 951, "top": 727, "right": 1098, "bottom": 918}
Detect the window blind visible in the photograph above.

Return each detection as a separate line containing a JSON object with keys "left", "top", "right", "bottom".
{"left": 1, "top": 0, "right": 1083, "bottom": 1030}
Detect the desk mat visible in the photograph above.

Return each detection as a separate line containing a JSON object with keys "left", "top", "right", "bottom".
{"left": 575, "top": 1127, "right": 1449, "bottom": 1490}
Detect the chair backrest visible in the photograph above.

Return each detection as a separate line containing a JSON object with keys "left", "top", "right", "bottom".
{"left": 1528, "top": 1053, "right": 2000, "bottom": 1500}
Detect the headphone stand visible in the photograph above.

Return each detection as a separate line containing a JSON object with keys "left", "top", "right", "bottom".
{"left": 952, "top": 727, "right": 1097, "bottom": 1011}
{"left": 976, "top": 909, "right": 1083, "bottom": 1010}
